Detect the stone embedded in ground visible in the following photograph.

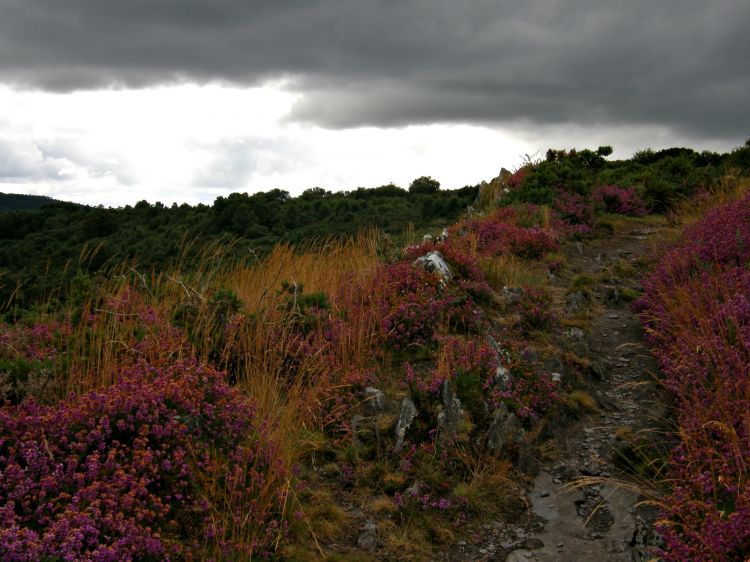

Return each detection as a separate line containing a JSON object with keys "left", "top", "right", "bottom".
{"left": 437, "top": 380, "right": 463, "bottom": 441}
{"left": 487, "top": 403, "right": 524, "bottom": 451}
{"left": 412, "top": 250, "right": 453, "bottom": 282}
{"left": 565, "top": 290, "right": 590, "bottom": 313}
{"left": 364, "top": 386, "right": 386, "bottom": 411}
{"left": 522, "top": 537, "right": 545, "bottom": 550}
{"left": 394, "top": 397, "right": 418, "bottom": 452}
{"left": 565, "top": 327, "right": 587, "bottom": 341}
{"left": 501, "top": 285, "right": 525, "bottom": 304}
{"left": 357, "top": 520, "right": 378, "bottom": 551}
{"left": 405, "top": 482, "right": 420, "bottom": 497}
{"left": 487, "top": 334, "right": 512, "bottom": 362}
{"left": 494, "top": 364, "right": 512, "bottom": 390}
{"left": 505, "top": 550, "right": 537, "bottom": 562}
{"left": 351, "top": 414, "right": 366, "bottom": 447}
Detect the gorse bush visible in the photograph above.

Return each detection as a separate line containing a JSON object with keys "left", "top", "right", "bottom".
{"left": 636, "top": 189, "right": 750, "bottom": 560}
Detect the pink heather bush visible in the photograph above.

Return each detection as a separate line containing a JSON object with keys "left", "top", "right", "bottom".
{"left": 507, "top": 168, "right": 528, "bottom": 189}
{"left": 0, "top": 320, "right": 74, "bottom": 403}
{"left": 0, "top": 320, "right": 72, "bottom": 364}
{"left": 404, "top": 335, "right": 498, "bottom": 398}
{"left": 375, "top": 262, "right": 483, "bottom": 350}
{"left": 0, "top": 360, "right": 288, "bottom": 561}
{"left": 402, "top": 240, "right": 489, "bottom": 290}
{"left": 553, "top": 190, "right": 595, "bottom": 228}
{"left": 593, "top": 184, "right": 648, "bottom": 216}
{"left": 483, "top": 342, "right": 559, "bottom": 422}
{"left": 514, "top": 287, "right": 557, "bottom": 334}
{"left": 636, "top": 191, "right": 750, "bottom": 560}
{"left": 448, "top": 207, "right": 558, "bottom": 259}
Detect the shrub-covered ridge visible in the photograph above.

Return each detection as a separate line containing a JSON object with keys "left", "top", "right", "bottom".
{"left": 636, "top": 189, "right": 750, "bottom": 560}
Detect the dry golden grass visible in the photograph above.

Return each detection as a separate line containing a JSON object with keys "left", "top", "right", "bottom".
{"left": 482, "top": 254, "right": 548, "bottom": 290}
{"left": 370, "top": 495, "right": 397, "bottom": 515}
{"left": 566, "top": 390, "right": 599, "bottom": 414}
{"left": 670, "top": 171, "right": 750, "bottom": 226}
{"left": 46, "top": 231, "right": 385, "bottom": 556}
{"left": 381, "top": 523, "right": 432, "bottom": 561}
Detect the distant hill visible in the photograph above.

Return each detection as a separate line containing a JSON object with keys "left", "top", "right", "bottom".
{"left": 0, "top": 192, "right": 60, "bottom": 212}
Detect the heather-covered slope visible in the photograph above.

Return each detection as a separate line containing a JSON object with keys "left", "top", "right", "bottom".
{"left": 635, "top": 186, "right": 750, "bottom": 560}
{"left": 1, "top": 145, "right": 749, "bottom": 560}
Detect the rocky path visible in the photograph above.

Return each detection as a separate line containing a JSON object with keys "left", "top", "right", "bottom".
{"left": 450, "top": 220, "right": 669, "bottom": 562}
{"left": 512, "top": 221, "right": 668, "bottom": 562}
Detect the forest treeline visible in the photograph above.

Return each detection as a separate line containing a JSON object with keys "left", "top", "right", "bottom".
{"left": 1, "top": 142, "right": 749, "bottom": 310}
{"left": 0, "top": 178, "right": 477, "bottom": 308}
{"left": 0, "top": 193, "right": 58, "bottom": 212}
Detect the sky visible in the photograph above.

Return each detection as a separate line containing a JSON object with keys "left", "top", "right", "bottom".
{"left": 0, "top": 0, "right": 747, "bottom": 207}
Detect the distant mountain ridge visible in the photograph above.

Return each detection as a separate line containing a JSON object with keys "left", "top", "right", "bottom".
{"left": 0, "top": 192, "right": 61, "bottom": 212}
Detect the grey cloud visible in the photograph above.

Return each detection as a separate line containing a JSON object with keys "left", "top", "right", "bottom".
{"left": 0, "top": 0, "right": 748, "bottom": 141}
{"left": 0, "top": 139, "right": 136, "bottom": 185}
{"left": 191, "top": 137, "right": 311, "bottom": 189}
{"left": 35, "top": 140, "right": 138, "bottom": 185}
{"left": 0, "top": 140, "right": 72, "bottom": 181}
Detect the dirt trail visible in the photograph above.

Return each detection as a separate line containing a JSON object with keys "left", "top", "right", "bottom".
{"left": 448, "top": 220, "right": 669, "bottom": 562}
{"left": 516, "top": 221, "right": 667, "bottom": 562}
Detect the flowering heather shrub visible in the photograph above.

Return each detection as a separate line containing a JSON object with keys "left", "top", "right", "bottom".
{"left": 507, "top": 168, "right": 528, "bottom": 189}
{"left": 553, "top": 190, "right": 595, "bottom": 227}
{"left": 392, "top": 487, "right": 454, "bottom": 518}
{"left": 0, "top": 320, "right": 71, "bottom": 363}
{"left": 637, "top": 193, "right": 750, "bottom": 316}
{"left": 449, "top": 208, "right": 558, "bottom": 259}
{"left": 636, "top": 191, "right": 750, "bottom": 560}
{"left": 0, "top": 320, "right": 72, "bottom": 403}
{"left": 405, "top": 336, "right": 497, "bottom": 396}
{"left": 513, "top": 287, "right": 557, "bottom": 333}
{"left": 0, "top": 360, "right": 288, "bottom": 560}
{"left": 375, "top": 262, "right": 483, "bottom": 350}
{"left": 593, "top": 184, "right": 647, "bottom": 216}
{"left": 403, "top": 240, "right": 488, "bottom": 289}
{"left": 482, "top": 343, "right": 559, "bottom": 421}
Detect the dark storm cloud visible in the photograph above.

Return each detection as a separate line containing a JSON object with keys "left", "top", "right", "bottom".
{"left": 0, "top": 0, "right": 747, "bottom": 140}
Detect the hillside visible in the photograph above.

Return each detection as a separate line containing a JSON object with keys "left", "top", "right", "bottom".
{"left": 0, "top": 143, "right": 749, "bottom": 560}
{"left": 0, "top": 192, "right": 59, "bottom": 212}
{"left": 2, "top": 143, "right": 750, "bottom": 312}
{"left": 0, "top": 180, "right": 477, "bottom": 309}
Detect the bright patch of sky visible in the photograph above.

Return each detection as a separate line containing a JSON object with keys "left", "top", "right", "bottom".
{"left": 0, "top": 82, "right": 736, "bottom": 207}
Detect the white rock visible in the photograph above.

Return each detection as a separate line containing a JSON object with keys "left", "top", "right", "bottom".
{"left": 412, "top": 251, "right": 453, "bottom": 282}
